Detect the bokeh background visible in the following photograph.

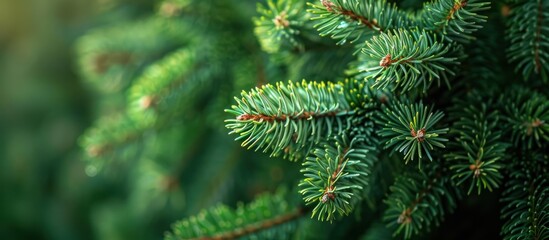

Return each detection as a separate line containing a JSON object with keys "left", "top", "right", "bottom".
{"left": 1, "top": 1, "right": 177, "bottom": 239}
{"left": 0, "top": 1, "right": 298, "bottom": 239}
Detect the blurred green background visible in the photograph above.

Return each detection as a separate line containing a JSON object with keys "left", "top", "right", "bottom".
{"left": 0, "top": 0, "right": 156, "bottom": 239}
{"left": 0, "top": 1, "right": 294, "bottom": 239}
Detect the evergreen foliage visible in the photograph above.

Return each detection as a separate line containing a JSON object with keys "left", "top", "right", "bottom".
{"left": 225, "top": 80, "right": 355, "bottom": 160}
{"left": 308, "top": 0, "right": 408, "bottom": 45}
{"left": 500, "top": 153, "right": 549, "bottom": 240}
{"left": 299, "top": 135, "right": 377, "bottom": 222}
{"left": 376, "top": 100, "right": 448, "bottom": 166}
{"left": 73, "top": 0, "right": 549, "bottom": 239}
{"left": 165, "top": 189, "right": 303, "bottom": 240}
{"left": 446, "top": 93, "right": 508, "bottom": 195}
{"left": 358, "top": 28, "right": 464, "bottom": 92}
{"left": 419, "top": 0, "right": 490, "bottom": 42}
{"left": 383, "top": 162, "right": 461, "bottom": 239}
{"left": 506, "top": 0, "right": 549, "bottom": 82}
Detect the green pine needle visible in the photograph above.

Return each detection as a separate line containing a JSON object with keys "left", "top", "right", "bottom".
{"left": 299, "top": 135, "right": 377, "bottom": 222}
{"left": 254, "top": 0, "right": 310, "bottom": 53}
{"left": 501, "top": 87, "right": 549, "bottom": 149}
{"left": 447, "top": 94, "right": 509, "bottom": 195}
{"left": 500, "top": 153, "right": 549, "bottom": 240}
{"left": 165, "top": 189, "right": 303, "bottom": 240}
{"left": 308, "top": 0, "right": 411, "bottom": 45}
{"left": 225, "top": 80, "right": 355, "bottom": 160}
{"left": 383, "top": 162, "right": 461, "bottom": 239}
{"left": 506, "top": 0, "right": 549, "bottom": 82}
{"left": 376, "top": 100, "right": 449, "bottom": 168}
{"left": 359, "top": 28, "right": 464, "bottom": 93}
{"left": 420, "top": 0, "right": 490, "bottom": 42}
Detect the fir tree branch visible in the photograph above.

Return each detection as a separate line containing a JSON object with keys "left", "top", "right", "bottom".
{"left": 76, "top": 17, "right": 192, "bottom": 92}
{"left": 299, "top": 135, "right": 377, "bottom": 222}
{"left": 446, "top": 94, "right": 509, "bottom": 195}
{"left": 81, "top": 115, "right": 146, "bottom": 161}
{"left": 500, "top": 153, "right": 549, "bottom": 240}
{"left": 308, "top": 0, "right": 411, "bottom": 44}
{"left": 225, "top": 80, "right": 356, "bottom": 160}
{"left": 420, "top": 0, "right": 490, "bottom": 42}
{"left": 507, "top": 0, "right": 549, "bottom": 82}
{"left": 375, "top": 100, "right": 449, "bottom": 168}
{"left": 165, "top": 189, "right": 305, "bottom": 240}
{"left": 383, "top": 162, "right": 462, "bottom": 239}
{"left": 198, "top": 208, "right": 304, "bottom": 240}
{"left": 127, "top": 48, "right": 214, "bottom": 127}
{"left": 358, "top": 28, "right": 464, "bottom": 92}
{"left": 254, "top": 0, "right": 312, "bottom": 53}
{"left": 500, "top": 87, "right": 549, "bottom": 149}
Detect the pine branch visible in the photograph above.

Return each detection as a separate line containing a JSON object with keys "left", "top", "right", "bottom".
{"left": 299, "top": 135, "right": 377, "bottom": 222}
{"left": 375, "top": 100, "right": 449, "bottom": 168}
{"left": 80, "top": 115, "right": 146, "bottom": 167}
{"left": 506, "top": 0, "right": 549, "bottom": 82}
{"left": 76, "top": 17, "right": 191, "bottom": 92}
{"left": 420, "top": 0, "right": 490, "bottom": 42}
{"left": 500, "top": 87, "right": 549, "bottom": 149}
{"left": 500, "top": 153, "right": 549, "bottom": 240}
{"left": 383, "top": 162, "right": 462, "bottom": 239}
{"left": 254, "top": 0, "right": 312, "bottom": 53}
{"left": 358, "top": 28, "right": 464, "bottom": 93}
{"left": 225, "top": 80, "right": 356, "bottom": 160}
{"left": 127, "top": 47, "right": 216, "bottom": 128}
{"left": 308, "top": 0, "right": 411, "bottom": 44}
{"left": 165, "top": 189, "right": 305, "bottom": 240}
{"left": 446, "top": 94, "right": 509, "bottom": 195}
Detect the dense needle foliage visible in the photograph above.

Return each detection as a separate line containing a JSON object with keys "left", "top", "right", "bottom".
{"left": 72, "top": 0, "right": 548, "bottom": 239}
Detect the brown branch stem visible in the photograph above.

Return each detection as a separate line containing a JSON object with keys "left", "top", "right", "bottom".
{"left": 322, "top": 0, "right": 382, "bottom": 31}
{"left": 237, "top": 110, "right": 349, "bottom": 122}
{"left": 398, "top": 171, "right": 443, "bottom": 224}
{"left": 198, "top": 208, "right": 305, "bottom": 240}
{"left": 534, "top": 0, "right": 544, "bottom": 73}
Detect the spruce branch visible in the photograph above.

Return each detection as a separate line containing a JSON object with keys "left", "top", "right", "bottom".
{"left": 308, "top": 0, "right": 410, "bottom": 44}
{"left": 506, "top": 0, "right": 549, "bottom": 82}
{"left": 375, "top": 100, "right": 449, "bottom": 168}
{"left": 165, "top": 189, "right": 305, "bottom": 240}
{"left": 225, "top": 80, "right": 355, "bottom": 160}
{"left": 447, "top": 95, "right": 509, "bottom": 195}
{"left": 501, "top": 88, "right": 549, "bottom": 149}
{"left": 358, "top": 28, "right": 464, "bottom": 93}
{"left": 383, "top": 162, "right": 461, "bottom": 239}
{"left": 254, "top": 0, "right": 311, "bottom": 53}
{"left": 80, "top": 115, "right": 145, "bottom": 162}
{"left": 420, "top": 0, "right": 490, "bottom": 42}
{"left": 128, "top": 48, "right": 212, "bottom": 127}
{"left": 76, "top": 17, "right": 192, "bottom": 92}
{"left": 500, "top": 153, "right": 549, "bottom": 240}
{"left": 299, "top": 135, "right": 377, "bottom": 222}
